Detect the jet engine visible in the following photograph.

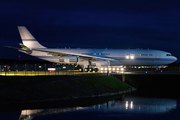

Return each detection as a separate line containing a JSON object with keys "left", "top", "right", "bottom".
{"left": 59, "top": 56, "right": 77, "bottom": 64}
{"left": 91, "top": 60, "right": 122, "bottom": 67}
{"left": 91, "top": 60, "right": 108, "bottom": 67}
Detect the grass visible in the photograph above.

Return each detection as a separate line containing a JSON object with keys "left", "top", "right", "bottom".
{"left": 46, "top": 76, "right": 128, "bottom": 89}
{"left": 39, "top": 76, "right": 129, "bottom": 97}
{"left": 0, "top": 76, "right": 130, "bottom": 104}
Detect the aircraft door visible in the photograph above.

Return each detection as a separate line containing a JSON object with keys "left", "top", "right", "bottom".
{"left": 155, "top": 52, "right": 161, "bottom": 65}
{"left": 155, "top": 52, "right": 161, "bottom": 58}
{"left": 119, "top": 52, "right": 126, "bottom": 64}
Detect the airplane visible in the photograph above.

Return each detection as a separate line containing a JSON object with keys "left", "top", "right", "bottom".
{"left": 7, "top": 26, "right": 177, "bottom": 72}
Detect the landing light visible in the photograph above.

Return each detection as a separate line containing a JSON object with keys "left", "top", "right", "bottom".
{"left": 126, "top": 56, "right": 129, "bottom": 59}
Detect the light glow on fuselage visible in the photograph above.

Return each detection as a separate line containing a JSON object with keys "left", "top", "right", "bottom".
{"left": 130, "top": 56, "right": 134, "bottom": 59}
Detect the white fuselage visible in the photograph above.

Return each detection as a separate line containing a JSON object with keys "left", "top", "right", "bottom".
{"left": 25, "top": 48, "right": 177, "bottom": 66}
{"left": 16, "top": 26, "right": 177, "bottom": 67}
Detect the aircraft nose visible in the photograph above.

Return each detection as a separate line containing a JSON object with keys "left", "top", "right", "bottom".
{"left": 173, "top": 56, "right": 177, "bottom": 62}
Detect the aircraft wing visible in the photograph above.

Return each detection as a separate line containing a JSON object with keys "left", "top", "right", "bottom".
{"left": 32, "top": 48, "right": 116, "bottom": 61}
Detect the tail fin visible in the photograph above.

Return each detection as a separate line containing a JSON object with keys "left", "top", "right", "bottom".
{"left": 17, "top": 26, "right": 46, "bottom": 48}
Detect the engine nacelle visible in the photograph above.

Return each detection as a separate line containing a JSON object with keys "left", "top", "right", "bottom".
{"left": 91, "top": 60, "right": 122, "bottom": 67}
{"left": 77, "top": 58, "right": 89, "bottom": 67}
{"left": 59, "top": 56, "right": 77, "bottom": 64}
{"left": 91, "top": 61, "right": 108, "bottom": 67}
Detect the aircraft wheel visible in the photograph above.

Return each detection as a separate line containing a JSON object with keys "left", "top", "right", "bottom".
{"left": 94, "top": 68, "right": 98, "bottom": 72}
{"left": 89, "top": 68, "right": 93, "bottom": 72}
{"left": 79, "top": 68, "right": 83, "bottom": 72}
{"left": 84, "top": 68, "right": 89, "bottom": 72}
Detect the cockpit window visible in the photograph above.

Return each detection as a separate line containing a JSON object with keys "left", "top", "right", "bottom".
{"left": 166, "top": 54, "right": 171, "bottom": 56}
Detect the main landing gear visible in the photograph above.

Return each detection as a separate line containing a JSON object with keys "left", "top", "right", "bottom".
{"left": 78, "top": 67, "right": 98, "bottom": 72}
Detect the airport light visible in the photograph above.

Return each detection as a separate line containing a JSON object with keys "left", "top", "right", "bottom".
{"left": 48, "top": 68, "right": 56, "bottom": 71}
{"left": 126, "top": 56, "right": 129, "bottom": 59}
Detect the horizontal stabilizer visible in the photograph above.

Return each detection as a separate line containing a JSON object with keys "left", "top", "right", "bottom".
{"left": 19, "top": 43, "right": 30, "bottom": 50}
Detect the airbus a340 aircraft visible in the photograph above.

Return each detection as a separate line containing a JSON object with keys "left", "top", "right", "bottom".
{"left": 7, "top": 26, "right": 177, "bottom": 71}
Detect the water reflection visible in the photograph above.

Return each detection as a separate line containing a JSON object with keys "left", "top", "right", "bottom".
{"left": 19, "top": 107, "right": 88, "bottom": 120}
{"left": 18, "top": 96, "right": 177, "bottom": 120}
{"left": 108, "top": 96, "right": 176, "bottom": 114}
{"left": 19, "top": 110, "right": 43, "bottom": 120}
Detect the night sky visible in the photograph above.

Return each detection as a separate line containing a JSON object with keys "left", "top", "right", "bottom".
{"left": 1, "top": 0, "right": 180, "bottom": 61}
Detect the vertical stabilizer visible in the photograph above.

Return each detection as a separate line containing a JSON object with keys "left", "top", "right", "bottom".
{"left": 17, "top": 26, "right": 46, "bottom": 48}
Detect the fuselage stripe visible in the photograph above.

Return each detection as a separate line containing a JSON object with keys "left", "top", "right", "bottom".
{"left": 22, "top": 39, "right": 36, "bottom": 41}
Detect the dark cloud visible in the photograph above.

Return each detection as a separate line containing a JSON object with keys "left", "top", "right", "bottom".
{"left": 1, "top": 0, "right": 180, "bottom": 59}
